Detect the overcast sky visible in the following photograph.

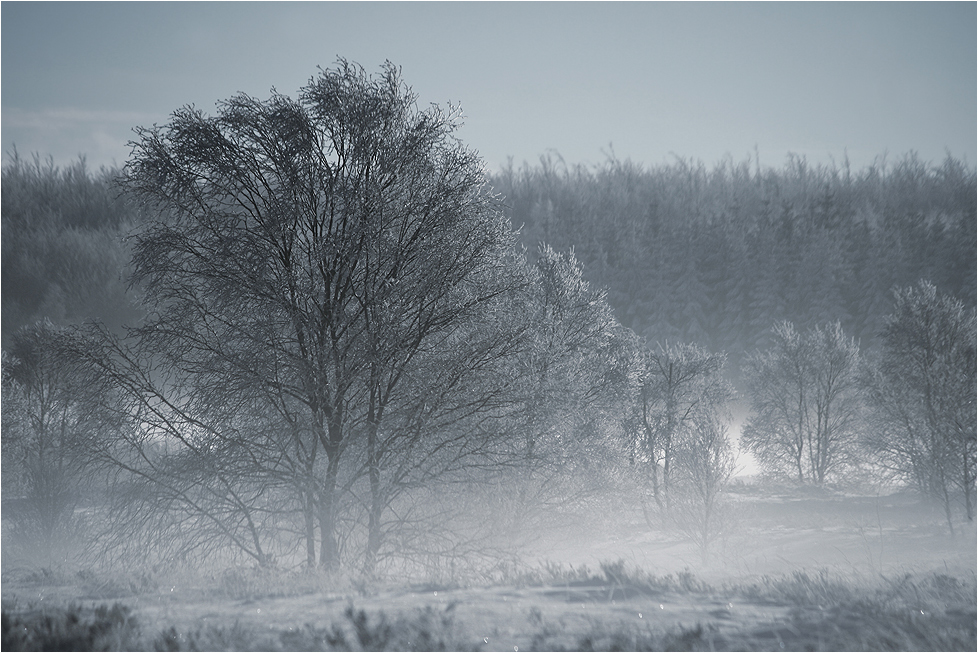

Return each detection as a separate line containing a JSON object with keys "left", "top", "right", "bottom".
{"left": 2, "top": 2, "right": 975, "bottom": 174}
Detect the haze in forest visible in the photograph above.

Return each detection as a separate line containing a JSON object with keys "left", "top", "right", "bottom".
{"left": 1, "top": 6, "right": 975, "bottom": 650}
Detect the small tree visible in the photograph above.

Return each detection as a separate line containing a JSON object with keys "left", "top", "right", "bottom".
{"left": 741, "top": 321, "right": 863, "bottom": 485}
{"left": 1, "top": 322, "right": 117, "bottom": 564}
{"left": 630, "top": 342, "right": 731, "bottom": 514}
{"left": 499, "top": 244, "right": 631, "bottom": 531}
{"left": 864, "top": 281, "right": 976, "bottom": 530}
{"left": 669, "top": 413, "right": 736, "bottom": 565}
{"left": 519, "top": 246, "right": 628, "bottom": 460}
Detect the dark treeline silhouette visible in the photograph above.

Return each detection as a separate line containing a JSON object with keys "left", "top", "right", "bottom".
{"left": 490, "top": 152, "right": 976, "bottom": 373}
{"left": 1, "top": 153, "right": 144, "bottom": 346}
{"left": 6, "top": 148, "right": 974, "bottom": 372}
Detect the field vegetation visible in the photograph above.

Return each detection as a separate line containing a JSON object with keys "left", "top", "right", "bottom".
{"left": 3, "top": 483, "right": 975, "bottom": 651}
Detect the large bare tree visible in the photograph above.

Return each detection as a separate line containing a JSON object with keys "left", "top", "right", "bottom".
{"left": 113, "top": 60, "right": 526, "bottom": 571}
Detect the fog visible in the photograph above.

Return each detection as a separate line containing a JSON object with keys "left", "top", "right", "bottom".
{"left": 2, "top": 4, "right": 976, "bottom": 651}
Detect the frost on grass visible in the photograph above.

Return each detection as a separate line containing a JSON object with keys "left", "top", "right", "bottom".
{"left": 2, "top": 564, "right": 975, "bottom": 651}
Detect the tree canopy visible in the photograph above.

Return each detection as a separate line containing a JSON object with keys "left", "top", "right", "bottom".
{"left": 108, "top": 60, "right": 530, "bottom": 570}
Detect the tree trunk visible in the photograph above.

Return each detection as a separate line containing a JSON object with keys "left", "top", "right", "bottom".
{"left": 963, "top": 447, "right": 974, "bottom": 522}
{"left": 364, "top": 417, "right": 383, "bottom": 575}
{"left": 942, "top": 485, "right": 955, "bottom": 536}
{"left": 649, "top": 460, "right": 664, "bottom": 512}
{"left": 364, "top": 499, "right": 383, "bottom": 575}
{"left": 314, "top": 407, "right": 344, "bottom": 571}
{"left": 319, "top": 445, "right": 342, "bottom": 570}
{"left": 318, "top": 508, "right": 339, "bottom": 569}
{"left": 303, "top": 491, "right": 317, "bottom": 568}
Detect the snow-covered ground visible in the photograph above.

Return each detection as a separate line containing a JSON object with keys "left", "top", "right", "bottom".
{"left": 3, "top": 485, "right": 974, "bottom": 650}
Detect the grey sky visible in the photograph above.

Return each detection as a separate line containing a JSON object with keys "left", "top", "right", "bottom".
{"left": 2, "top": 1, "right": 975, "bottom": 173}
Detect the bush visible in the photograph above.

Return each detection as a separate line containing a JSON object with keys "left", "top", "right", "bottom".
{"left": 1, "top": 603, "right": 139, "bottom": 652}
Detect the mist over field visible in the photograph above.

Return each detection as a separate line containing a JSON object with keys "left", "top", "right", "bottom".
{"left": 1, "top": 4, "right": 975, "bottom": 649}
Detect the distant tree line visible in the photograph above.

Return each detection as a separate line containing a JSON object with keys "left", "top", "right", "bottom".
{"left": 487, "top": 150, "right": 975, "bottom": 529}
{"left": 2, "top": 61, "right": 974, "bottom": 575}
{"left": 1, "top": 153, "right": 143, "bottom": 345}
{"left": 490, "top": 151, "right": 976, "bottom": 371}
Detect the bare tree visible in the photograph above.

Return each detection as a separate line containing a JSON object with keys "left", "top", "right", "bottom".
{"left": 74, "top": 330, "right": 295, "bottom": 567}
{"left": 864, "top": 281, "right": 976, "bottom": 531}
{"left": 519, "top": 246, "right": 628, "bottom": 460}
{"left": 351, "top": 301, "right": 532, "bottom": 574}
{"left": 630, "top": 342, "right": 731, "bottom": 515}
{"left": 501, "top": 245, "right": 633, "bottom": 529}
{"left": 115, "top": 60, "right": 526, "bottom": 571}
{"left": 669, "top": 413, "right": 736, "bottom": 564}
{"left": 741, "top": 321, "right": 863, "bottom": 485}
{"left": 1, "top": 322, "right": 118, "bottom": 564}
